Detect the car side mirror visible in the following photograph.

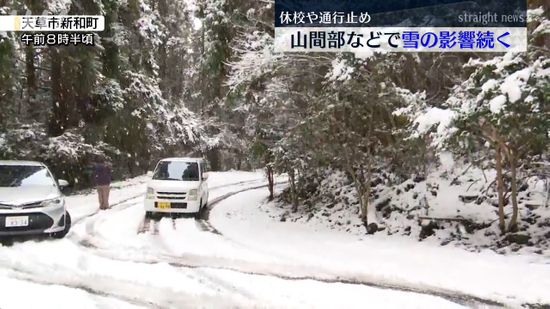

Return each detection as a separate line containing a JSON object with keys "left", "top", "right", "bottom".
{"left": 202, "top": 173, "right": 209, "bottom": 181}
{"left": 147, "top": 171, "right": 154, "bottom": 177}
{"left": 58, "top": 179, "right": 69, "bottom": 188}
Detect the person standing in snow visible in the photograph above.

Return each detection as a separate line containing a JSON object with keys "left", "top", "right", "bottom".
{"left": 93, "top": 156, "right": 112, "bottom": 210}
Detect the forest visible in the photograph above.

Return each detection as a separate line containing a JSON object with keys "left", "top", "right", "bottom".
{"left": 0, "top": 0, "right": 548, "bottom": 247}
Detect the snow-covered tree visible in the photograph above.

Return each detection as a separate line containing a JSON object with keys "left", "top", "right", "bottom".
{"left": 446, "top": 8, "right": 549, "bottom": 233}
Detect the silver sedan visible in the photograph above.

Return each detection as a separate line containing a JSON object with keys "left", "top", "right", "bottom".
{"left": 0, "top": 161, "right": 71, "bottom": 238}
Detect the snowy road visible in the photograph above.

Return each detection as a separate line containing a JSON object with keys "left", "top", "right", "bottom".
{"left": 0, "top": 172, "right": 547, "bottom": 308}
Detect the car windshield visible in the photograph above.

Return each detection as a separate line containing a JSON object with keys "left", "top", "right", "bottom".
{"left": 0, "top": 165, "right": 56, "bottom": 187}
{"left": 153, "top": 161, "right": 200, "bottom": 181}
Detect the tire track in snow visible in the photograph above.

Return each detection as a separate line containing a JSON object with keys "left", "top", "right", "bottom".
{"left": 71, "top": 182, "right": 502, "bottom": 308}
{"left": 64, "top": 178, "right": 502, "bottom": 308}
{"left": 194, "top": 218, "right": 219, "bottom": 234}
{"left": 0, "top": 178, "right": 269, "bottom": 308}
{"left": 80, "top": 212, "right": 259, "bottom": 300}
{"left": 57, "top": 236, "right": 505, "bottom": 309}
{"left": 64, "top": 180, "right": 289, "bottom": 304}
{"left": 7, "top": 268, "right": 155, "bottom": 309}
{"left": 5, "top": 263, "right": 252, "bottom": 309}
{"left": 203, "top": 185, "right": 506, "bottom": 309}
{"left": 136, "top": 179, "right": 276, "bottom": 236}
{"left": 74, "top": 233, "right": 260, "bottom": 302}
{"left": 72, "top": 178, "right": 267, "bottom": 226}
{"left": 74, "top": 181, "right": 287, "bottom": 254}
{"left": 67, "top": 178, "right": 274, "bottom": 303}
{"left": 72, "top": 194, "right": 146, "bottom": 225}
{"left": 74, "top": 178, "right": 266, "bottom": 238}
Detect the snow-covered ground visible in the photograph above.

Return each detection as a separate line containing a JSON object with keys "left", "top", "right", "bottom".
{"left": 0, "top": 171, "right": 546, "bottom": 308}
{"left": 210, "top": 185, "right": 550, "bottom": 308}
{"left": 0, "top": 171, "right": 469, "bottom": 309}
{"left": 270, "top": 155, "right": 549, "bottom": 257}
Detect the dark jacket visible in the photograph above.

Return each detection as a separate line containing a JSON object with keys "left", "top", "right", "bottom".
{"left": 93, "top": 163, "right": 112, "bottom": 186}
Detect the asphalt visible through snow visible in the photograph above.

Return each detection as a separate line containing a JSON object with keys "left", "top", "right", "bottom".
{"left": 0, "top": 177, "right": 514, "bottom": 308}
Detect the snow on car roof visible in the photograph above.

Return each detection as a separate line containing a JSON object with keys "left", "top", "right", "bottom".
{"left": 159, "top": 157, "right": 204, "bottom": 162}
{"left": 0, "top": 160, "right": 45, "bottom": 166}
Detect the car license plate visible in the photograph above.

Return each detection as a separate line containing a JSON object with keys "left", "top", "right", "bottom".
{"left": 157, "top": 202, "right": 171, "bottom": 209}
{"left": 5, "top": 216, "right": 29, "bottom": 227}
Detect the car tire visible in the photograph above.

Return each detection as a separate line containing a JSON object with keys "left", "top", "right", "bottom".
{"left": 194, "top": 200, "right": 203, "bottom": 219}
{"left": 51, "top": 211, "right": 71, "bottom": 239}
{"left": 145, "top": 211, "right": 154, "bottom": 219}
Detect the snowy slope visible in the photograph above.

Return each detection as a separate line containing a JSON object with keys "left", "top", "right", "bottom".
{"left": 210, "top": 185, "right": 550, "bottom": 307}
{"left": 270, "top": 155, "right": 549, "bottom": 257}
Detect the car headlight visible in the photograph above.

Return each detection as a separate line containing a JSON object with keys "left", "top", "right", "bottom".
{"left": 146, "top": 187, "right": 155, "bottom": 199}
{"left": 188, "top": 189, "right": 198, "bottom": 201}
{"left": 41, "top": 197, "right": 64, "bottom": 207}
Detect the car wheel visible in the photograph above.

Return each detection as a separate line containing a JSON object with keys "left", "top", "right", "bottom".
{"left": 145, "top": 211, "right": 154, "bottom": 219}
{"left": 194, "top": 200, "right": 203, "bottom": 219}
{"left": 51, "top": 211, "right": 72, "bottom": 239}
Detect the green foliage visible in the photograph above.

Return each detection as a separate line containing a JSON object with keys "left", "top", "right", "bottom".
{"left": 0, "top": 0, "right": 208, "bottom": 186}
{"left": 0, "top": 37, "right": 16, "bottom": 128}
{"left": 449, "top": 52, "right": 549, "bottom": 159}
{"left": 250, "top": 139, "right": 268, "bottom": 160}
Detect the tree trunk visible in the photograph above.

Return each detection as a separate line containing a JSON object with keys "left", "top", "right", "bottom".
{"left": 289, "top": 169, "right": 298, "bottom": 212}
{"left": 266, "top": 164, "right": 274, "bottom": 201}
{"left": 545, "top": 178, "right": 550, "bottom": 208}
{"left": 352, "top": 172, "right": 369, "bottom": 227}
{"left": 24, "top": 0, "right": 42, "bottom": 121}
{"left": 235, "top": 151, "right": 242, "bottom": 170}
{"left": 346, "top": 164, "right": 369, "bottom": 226}
{"left": 508, "top": 150, "right": 519, "bottom": 232}
{"left": 360, "top": 186, "right": 369, "bottom": 226}
{"left": 49, "top": 48, "right": 67, "bottom": 136}
{"left": 361, "top": 163, "right": 373, "bottom": 228}
{"left": 495, "top": 144, "right": 506, "bottom": 234}
{"left": 354, "top": 179, "right": 367, "bottom": 225}
{"left": 25, "top": 45, "right": 39, "bottom": 120}
{"left": 206, "top": 149, "right": 221, "bottom": 171}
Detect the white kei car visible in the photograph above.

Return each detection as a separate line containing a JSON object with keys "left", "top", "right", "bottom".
{"left": 144, "top": 158, "right": 209, "bottom": 217}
